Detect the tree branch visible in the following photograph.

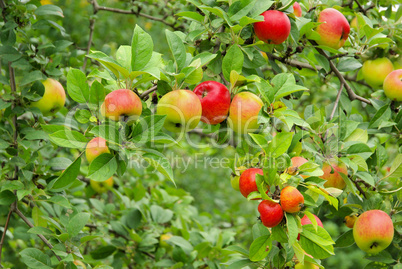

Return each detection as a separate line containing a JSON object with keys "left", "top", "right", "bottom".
{"left": 354, "top": 0, "right": 367, "bottom": 16}
{"left": 329, "top": 82, "right": 344, "bottom": 121}
{"left": 14, "top": 208, "right": 62, "bottom": 261}
{"left": 0, "top": 202, "right": 15, "bottom": 268}
{"left": 140, "top": 85, "right": 157, "bottom": 99}
{"left": 83, "top": 18, "right": 96, "bottom": 71}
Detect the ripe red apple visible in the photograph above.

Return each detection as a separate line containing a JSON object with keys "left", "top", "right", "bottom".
{"left": 90, "top": 177, "right": 114, "bottom": 193}
{"left": 101, "top": 89, "right": 142, "bottom": 121}
{"left": 31, "top": 78, "right": 66, "bottom": 116}
{"left": 227, "top": 92, "right": 263, "bottom": 134}
{"left": 320, "top": 161, "right": 347, "bottom": 189}
{"left": 290, "top": 156, "right": 308, "bottom": 178}
{"left": 383, "top": 69, "right": 402, "bottom": 101}
{"left": 293, "top": 2, "right": 302, "bottom": 17}
{"left": 193, "top": 81, "right": 231, "bottom": 125}
{"left": 362, "top": 58, "right": 394, "bottom": 88}
{"left": 156, "top": 90, "right": 202, "bottom": 132}
{"left": 316, "top": 8, "right": 350, "bottom": 49}
{"left": 253, "top": 10, "right": 291, "bottom": 44}
{"left": 239, "top": 168, "right": 263, "bottom": 198}
{"left": 85, "top": 137, "right": 110, "bottom": 163}
{"left": 353, "top": 210, "right": 394, "bottom": 254}
{"left": 280, "top": 186, "right": 304, "bottom": 213}
{"left": 258, "top": 200, "right": 284, "bottom": 228}
{"left": 298, "top": 213, "right": 323, "bottom": 240}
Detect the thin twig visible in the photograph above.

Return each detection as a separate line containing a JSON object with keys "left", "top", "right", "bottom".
{"left": 354, "top": 0, "right": 367, "bottom": 16}
{"left": 14, "top": 208, "right": 62, "bottom": 261}
{"left": 351, "top": 177, "right": 367, "bottom": 198}
{"left": 8, "top": 63, "right": 18, "bottom": 180}
{"left": 329, "top": 82, "right": 344, "bottom": 121}
{"left": 140, "top": 85, "right": 157, "bottom": 99}
{"left": 0, "top": 202, "right": 15, "bottom": 268}
{"left": 83, "top": 18, "right": 96, "bottom": 71}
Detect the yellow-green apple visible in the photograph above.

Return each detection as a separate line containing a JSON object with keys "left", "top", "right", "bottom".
{"left": 293, "top": 2, "right": 302, "bottom": 17}
{"left": 73, "top": 260, "right": 86, "bottom": 269}
{"left": 159, "top": 233, "right": 173, "bottom": 250}
{"left": 350, "top": 17, "right": 358, "bottom": 30}
{"left": 258, "top": 200, "right": 284, "bottom": 228}
{"left": 290, "top": 156, "right": 308, "bottom": 178}
{"left": 85, "top": 137, "right": 110, "bottom": 163}
{"left": 101, "top": 89, "right": 142, "bottom": 121}
{"left": 295, "top": 261, "right": 319, "bottom": 269}
{"left": 361, "top": 58, "right": 394, "bottom": 88}
{"left": 320, "top": 161, "right": 347, "bottom": 189}
{"left": 298, "top": 213, "right": 323, "bottom": 240}
{"left": 280, "top": 186, "right": 304, "bottom": 213}
{"left": 156, "top": 90, "right": 202, "bottom": 132}
{"left": 253, "top": 10, "right": 291, "bottom": 44}
{"left": 31, "top": 78, "right": 66, "bottom": 116}
{"left": 239, "top": 168, "right": 263, "bottom": 199}
{"left": 383, "top": 69, "right": 402, "bottom": 101}
{"left": 193, "top": 81, "right": 231, "bottom": 125}
{"left": 353, "top": 210, "right": 394, "bottom": 254}
{"left": 344, "top": 213, "right": 359, "bottom": 228}
{"left": 316, "top": 8, "right": 350, "bottom": 49}
{"left": 231, "top": 166, "right": 247, "bottom": 191}
{"left": 90, "top": 177, "right": 113, "bottom": 193}
{"left": 228, "top": 92, "right": 263, "bottom": 134}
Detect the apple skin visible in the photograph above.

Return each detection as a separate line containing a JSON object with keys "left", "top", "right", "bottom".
{"left": 280, "top": 186, "right": 304, "bottom": 213}
{"left": 258, "top": 200, "right": 284, "bottom": 228}
{"left": 228, "top": 92, "right": 263, "bottom": 134}
{"left": 85, "top": 137, "right": 110, "bottom": 163}
{"left": 316, "top": 8, "right": 350, "bottom": 49}
{"left": 31, "top": 78, "right": 66, "bottom": 116}
{"left": 362, "top": 58, "right": 394, "bottom": 88}
{"left": 193, "top": 81, "right": 231, "bottom": 125}
{"left": 156, "top": 90, "right": 202, "bottom": 133}
{"left": 291, "top": 156, "right": 308, "bottom": 178}
{"left": 239, "top": 168, "right": 263, "bottom": 199}
{"left": 353, "top": 210, "right": 394, "bottom": 254}
{"left": 298, "top": 214, "right": 323, "bottom": 240}
{"left": 90, "top": 177, "right": 114, "bottom": 194}
{"left": 101, "top": 89, "right": 142, "bottom": 121}
{"left": 293, "top": 2, "right": 302, "bottom": 17}
{"left": 253, "top": 10, "right": 291, "bottom": 45}
{"left": 383, "top": 69, "right": 402, "bottom": 101}
{"left": 295, "top": 261, "right": 319, "bottom": 269}
{"left": 320, "top": 161, "right": 347, "bottom": 189}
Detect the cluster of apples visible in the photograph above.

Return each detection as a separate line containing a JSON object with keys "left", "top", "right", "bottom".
{"left": 254, "top": 3, "right": 350, "bottom": 50}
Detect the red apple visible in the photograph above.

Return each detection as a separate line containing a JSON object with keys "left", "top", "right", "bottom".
{"left": 316, "top": 8, "right": 350, "bottom": 49}
{"left": 193, "top": 81, "right": 231, "bottom": 125}
{"left": 156, "top": 90, "right": 202, "bottom": 132}
{"left": 239, "top": 168, "right": 263, "bottom": 199}
{"left": 101, "top": 89, "right": 142, "bottom": 121}
{"left": 383, "top": 69, "right": 402, "bottom": 101}
{"left": 293, "top": 2, "right": 302, "bottom": 17}
{"left": 85, "top": 137, "right": 110, "bottom": 163}
{"left": 362, "top": 58, "right": 394, "bottom": 88}
{"left": 253, "top": 10, "right": 291, "bottom": 45}
{"left": 320, "top": 161, "right": 347, "bottom": 189}
{"left": 227, "top": 92, "right": 263, "bottom": 134}
{"left": 353, "top": 210, "right": 394, "bottom": 254}
{"left": 291, "top": 156, "right": 308, "bottom": 178}
{"left": 280, "top": 186, "right": 304, "bottom": 213}
{"left": 258, "top": 200, "right": 284, "bottom": 228}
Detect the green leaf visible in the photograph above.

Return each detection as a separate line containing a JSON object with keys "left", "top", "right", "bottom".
{"left": 300, "top": 225, "right": 335, "bottom": 259}
{"left": 226, "top": 259, "right": 254, "bottom": 269}
{"left": 88, "top": 153, "right": 118, "bottom": 182}
{"left": 165, "top": 30, "right": 186, "bottom": 71}
{"left": 131, "top": 115, "right": 166, "bottom": 144}
{"left": 51, "top": 155, "right": 81, "bottom": 191}
{"left": 0, "top": 190, "right": 16, "bottom": 205}
{"left": 268, "top": 132, "right": 293, "bottom": 157}
{"left": 334, "top": 230, "right": 355, "bottom": 248}
{"left": 49, "top": 195, "right": 71, "bottom": 208}
{"left": 176, "top": 11, "right": 204, "bottom": 23}
{"left": 116, "top": 45, "right": 132, "bottom": 70}
{"left": 89, "top": 80, "right": 107, "bottom": 106}
{"left": 27, "top": 227, "right": 54, "bottom": 237}
{"left": 337, "top": 58, "right": 362, "bottom": 72}
{"left": 286, "top": 213, "right": 299, "bottom": 245}
{"left": 67, "top": 68, "right": 90, "bottom": 104}
{"left": 87, "top": 51, "right": 129, "bottom": 78}
{"left": 166, "top": 236, "right": 193, "bottom": 254}
{"left": 0, "top": 45, "right": 22, "bottom": 62}
{"left": 150, "top": 205, "right": 174, "bottom": 223}
{"left": 225, "top": 245, "right": 250, "bottom": 257}
{"left": 89, "top": 124, "right": 122, "bottom": 146}
{"left": 382, "top": 153, "right": 402, "bottom": 180}
{"left": 67, "top": 212, "right": 90, "bottom": 237}
{"left": 369, "top": 105, "right": 391, "bottom": 129}
{"left": 249, "top": 235, "right": 272, "bottom": 261}
{"left": 248, "top": 133, "right": 270, "bottom": 154}
{"left": 125, "top": 209, "right": 142, "bottom": 229}
{"left": 49, "top": 130, "right": 88, "bottom": 148}
{"left": 20, "top": 71, "right": 46, "bottom": 86}
{"left": 222, "top": 45, "right": 244, "bottom": 81}
{"left": 228, "top": 0, "right": 257, "bottom": 21}
{"left": 143, "top": 149, "right": 175, "bottom": 186}
{"left": 48, "top": 157, "right": 73, "bottom": 170}
{"left": 131, "top": 25, "right": 154, "bottom": 71}
{"left": 35, "top": 5, "right": 64, "bottom": 17}
{"left": 20, "top": 248, "right": 52, "bottom": 269}
{"left": 90, "top": 245, "right": 117, "bottom": 260}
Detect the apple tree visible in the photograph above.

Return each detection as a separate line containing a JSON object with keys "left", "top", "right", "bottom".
{"left": 0, "top": 0, "right": 401, "bottom": 268}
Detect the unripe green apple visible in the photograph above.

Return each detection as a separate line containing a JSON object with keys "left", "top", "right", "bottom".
{"left": 85, "top": 137, "right": 110, "bottom": 163}
{"left": 30, "top": 78, "right": 66, "bottom": 116}
{"left": 156, "top": 90, "right": 202, "bottom": 133}
{"left": 353, "top": 210, "right": 394, "bottom": 254}
{"left": 316, "top": 8, "right": 350, "bottom": 49}
{"left": 228, "top": 92, "right": 263, "bottom": 134}
{"left": 90, "top": 177, "right": 113, "bottom": 193}
{"left": 101, "top": 89, "right": 142, "bottom": 121}
{"left": 383, "top": 69, "right": 402, "bottom": 101}
{"left": 361, "top": 58, "right": 394, "bottom": 88}
{"left": 295, "top": 261, "right": 319, "bottom": 269}
{"left": 320, "top": 161, "right": 347, "bottom": 189}
{"left": 159, "top": 233, "right": 173, "bottom": 249}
